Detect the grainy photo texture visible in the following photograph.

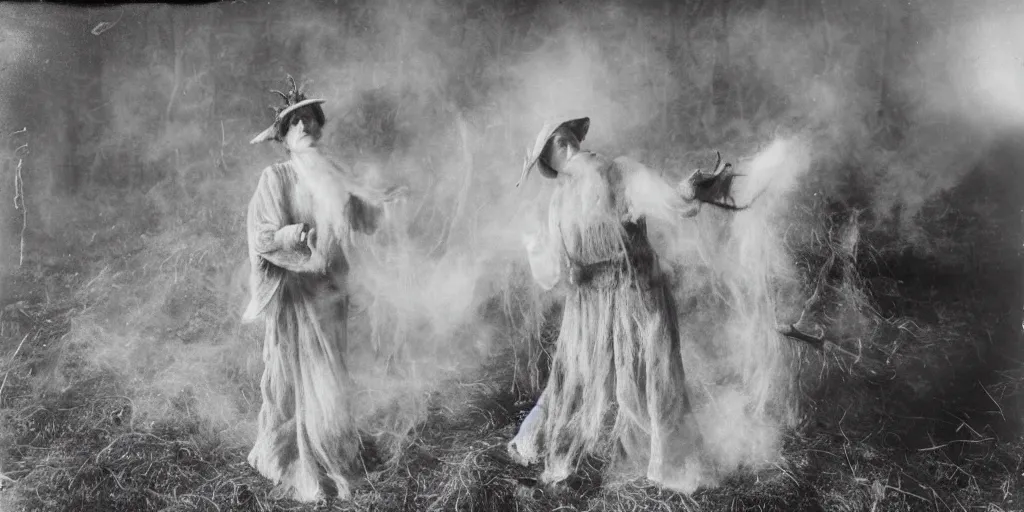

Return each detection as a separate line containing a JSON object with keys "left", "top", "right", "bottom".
{"left": 0, "top": 0, "right": 1022, "bottom": 511}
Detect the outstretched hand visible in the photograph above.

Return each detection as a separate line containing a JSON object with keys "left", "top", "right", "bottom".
{"left": 685, "top": 151, "right": 746, "bottom": 211}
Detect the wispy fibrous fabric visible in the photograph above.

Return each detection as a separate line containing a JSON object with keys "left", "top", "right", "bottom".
{"left": 242, "top": 138, "right": 385, "bottom": 502}
{"left": 509, "top": 151, "right": 712, "bottom": 493}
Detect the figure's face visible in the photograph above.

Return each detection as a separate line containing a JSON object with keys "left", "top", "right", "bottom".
{"left": 541, "top": 127, "right": 581, "bottom": 177}
{"left": 280, "top": 105, "right": 324, "bottom": 143}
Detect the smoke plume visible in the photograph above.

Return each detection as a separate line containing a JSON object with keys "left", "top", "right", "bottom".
{"left": 4, "top": 0, "right": 1020, "bottom": 489}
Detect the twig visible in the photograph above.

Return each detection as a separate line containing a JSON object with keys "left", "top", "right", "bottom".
{"left": 91, "top": 6, "right": 124, "bottom": 36}
{"left": 917, "top": 438, "right": 994, "bottom": 452}
{"left": 771, "top": 462, "right": 800, "bottom": 486}
{"left": 979, "top": 382, "right": 1005, "bottom": 421}
{"left": 358, "top": 437, "right": 378, "bottom": 495}
{"left": 82, "top": 265, "right": 111, "bottom": 291}
{"left": 11, "top": 128, "right": 28, "bottom": 266}
{"left": 884, "top": 484, "right": 928, "bottom": 503}
{"left": 778, "top": 324, "right": 825, "bottom": 350}
{"left": 0, "top": 333, "right": 31, "bottom": 403}
{"left": 179, "top": 493, "right": 221, "bottom": 512}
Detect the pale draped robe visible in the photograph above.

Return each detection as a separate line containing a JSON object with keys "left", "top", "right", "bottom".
{"left": 509, "top": 151, "right": 711, "bottom": 493}
{"left": 243, "top": 134, "right": 385, "bottom": 502}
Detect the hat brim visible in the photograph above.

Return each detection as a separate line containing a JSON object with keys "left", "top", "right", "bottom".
{"left": 517, "top": 117, "right": 590, "bottom": 187}
{"left": 249, "top": 125, "right": 278, "bottom": 145}
{"left": 249, "top": 98, "right": 327, "bottom": 145}
{"left": 277, "top": 98, "right": 326, "bottom": 119}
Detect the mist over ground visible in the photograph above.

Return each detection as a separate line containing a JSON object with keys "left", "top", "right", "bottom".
{"left": 1, "top": 0, "right": 1022, "bottom": 510}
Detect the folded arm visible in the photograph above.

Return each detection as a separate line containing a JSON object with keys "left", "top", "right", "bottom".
{"left": 251, "top": 222, "right": 327, "bottom": 274}
{"left": 247, "top": 167, "right": 328, "bottom": 274}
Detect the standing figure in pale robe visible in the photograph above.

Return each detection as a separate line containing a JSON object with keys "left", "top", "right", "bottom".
{"left": 508, "top": 117, "right": 744, "bottom": 493}
{"left": 242, "top": 79, "right": 400, "bottom": 502}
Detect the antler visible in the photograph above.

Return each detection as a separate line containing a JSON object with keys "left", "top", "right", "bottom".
{"left": 270, "top": 89, "right": 290, "bottom": 105}
{"left": 267, "top": 74, "right": 309, "bottom": 111}
{"left": 287, "top": 74, "right": 298, "bottom": 100}
{"left": 712, "top": 151, "right": 732, "bottom": 176}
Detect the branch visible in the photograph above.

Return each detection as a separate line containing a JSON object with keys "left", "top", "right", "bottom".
{"left": 90, "top": 6, "right": 124, "bottom": 36}
{"left": 11, "top": 127, "right": 28, "bottom": 266}
{"left": 0, "top": 334, "right": 30, "bottom": 405}
{"left": 778, "top": 323, "right": 825, "bottom": 350}
{"left": 776, "top": 322, "right": 869, "bottom": 363}
{"left": 165, "top": 8, "right": 185, "bottom": 124}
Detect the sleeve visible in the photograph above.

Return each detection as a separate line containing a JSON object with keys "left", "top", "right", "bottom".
{"left": 615, "top": 156, "right": 701, "bottom": 222}
{"left": 523, "top": 191, "right": 564, "bottom": 291}
{"left": 241, "top": 166, "right": 325, "bottom": 322}
{"left": 345, "top": 193, "right": 384, "bottom": 236}
{"left": 330, "top": 158, "right": 389, "bottom": 236}
{"left": 247, "top": 167, "right": 328, "bottom": 273}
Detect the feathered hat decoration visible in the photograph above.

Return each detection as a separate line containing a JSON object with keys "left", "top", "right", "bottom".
{"left": 249, "top": 75, "right": 326, "bottom": 145}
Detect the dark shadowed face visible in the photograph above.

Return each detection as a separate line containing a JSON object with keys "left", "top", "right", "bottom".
{"left": 540, "top": 126, "right": 581, "bottom": 177}
{"left": 279, "top": 104, "right": 326, "bottom": 142}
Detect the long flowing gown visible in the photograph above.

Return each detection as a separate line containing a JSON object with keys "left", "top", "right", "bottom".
{"left": 242, "top": 155, "right": 382, "bottom": 502}
{"left": 509, "top": 151, "right": 708, "bottom": 493}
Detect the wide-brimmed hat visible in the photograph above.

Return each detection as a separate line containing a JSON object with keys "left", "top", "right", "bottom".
{"left": 249, "top": 76, "right": 326, "bottom": 145}
{"left": 249, "top": 99, "right": 326, "bottom": 145}
{"left": 516, "top": 117, "right": 590, "bottom": 187}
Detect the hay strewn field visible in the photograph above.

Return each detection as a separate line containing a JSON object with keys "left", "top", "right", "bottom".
{"left": 2, "top": 1, "right": 1023, "bottom": 510}
{"left": 1, "top": 152, "right": 1021, "bottom": 511}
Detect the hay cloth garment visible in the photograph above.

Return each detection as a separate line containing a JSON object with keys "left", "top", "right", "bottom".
{"left": 243, "top": 156, "right": 385, "bottom": 502}
{"left": 509, "top": 117, "right": 720, "bottom": 493}
{"left": 242, "top": 81, "right": 392, "bottom": 502}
